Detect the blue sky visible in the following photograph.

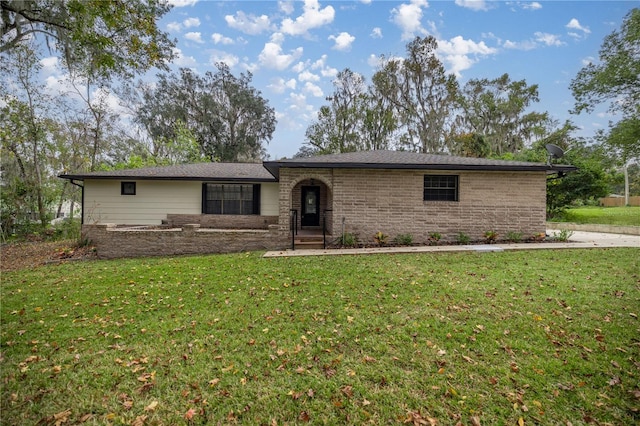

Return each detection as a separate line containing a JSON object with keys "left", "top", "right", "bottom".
{"left": 159, "top": 0, "right": 633, "bottom": 159}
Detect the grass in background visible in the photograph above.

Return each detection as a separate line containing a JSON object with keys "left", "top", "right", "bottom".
{"left": 556, "top": 206, "right": 640, "bottom": 226}
{"left": 2, "top": 249, "right": 639, "bottom": 425}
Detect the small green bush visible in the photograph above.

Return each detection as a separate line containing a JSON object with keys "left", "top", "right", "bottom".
{"left": 428, "top": 232, "right": 442, "bottom": 246}
{"left": 553, "top": 229, "right": 574, "bottom": 242}
{"left": 484, "top": 230, "right": 498, "bottom": 243}
{"left": 373, "top": 231, "right": 388, "bottom": 246}
{"left": 393, "top": 233, "right": 413, "bottom": 245}
{"left": 456, "top": 232, "right": 471, "bottom": 245}
{"left": 506, "top": 231, "right": 523, "bottom": 243}
{"left": 337, "top": 232, "right": 358, "bottom": 248}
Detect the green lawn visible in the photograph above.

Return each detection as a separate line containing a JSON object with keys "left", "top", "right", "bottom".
{"left": 2, "top": 249, "right": 639, "bottom": 425}
{"left": 557, "top": 206, "right": 640, "bottom": 226}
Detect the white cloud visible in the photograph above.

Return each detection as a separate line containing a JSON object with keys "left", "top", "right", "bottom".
{"left": 370, "top": 27, "right": 383, "bottom": 39}
{"left": 367, "top": 54, "right": 382, "bottom": 68}
{"left": 566, "top": 18, "right": 591, "bottom": 38}
{"left": 209, "top": 51, "right": 239, "bottom": 68}
{"left": 437, "top": 36, "right": 497, "bottom": 77}
{"left": 167, "top": 21, "right": 182, "bottom": 32}
{"left": 280, "top": 0, "right": 335, "bottom": 36}
{"left": 503, "top": 39, "right": 537, "bottom": 50}
{"left": 183, "top": 17, "right": 200, "bottom": 28}
{"left": 279, "top": 1, "right": 295, "bottom": 14}
{"left": 360, "top": 0, "right": 372, "bottom": 4}
{"left": 522, "top": 2, "right": 542, "bottom": 10}
{"left": 311, "top": 54, "right": 337, "bottom": 77}
{"left": 292, "top": 61, "right": 308, "bottom": 73}
{"left": 167, "top": 0, "right": 198, "bottom": 7}
{"left": 581, "top": 56, "right": 595, "bottom": 66}
{"left": 298, "top": 70, "right": 320, "bottom": 82}
{"left": 184, "top": 32, "right": 204, "bottom": 43}
{"left": 268, "top": 77, "right": 297, "bottom": 94}
{"left": 303, "top": 82, "right": 324, "bottom": 97}
{"left": 225, "top": 11, "right": 272, "bottom": 35}
{"left": 534, "top": 32, "right": 565, "bottom": 46}
{"left": 391, "top": 0, "right": 429, "bottom": 41}
{"left": 172, "top": 47, "right": 197, "bottom": 67}
{"left": 40, "top": 56, "right": 59, "bottom": 75}
{"left": 454, "top": 0, "right": 489, "bottom": 11}
{"left": 258, "top": 36, "right": 304, "bottom": 70}
{"left": 212, "top": 33, "right": 234, "bottom": 45}
{"left": 328, "top": 32, "right": 355, "bottom": 51}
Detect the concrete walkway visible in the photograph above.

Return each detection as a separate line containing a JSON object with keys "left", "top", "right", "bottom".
{"left": 263, "top": 230, "right": 639, "bottom": 258}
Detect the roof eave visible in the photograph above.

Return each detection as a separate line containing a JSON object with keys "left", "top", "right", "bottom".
{"left": 262, "top": 161, "right": 561, "bottom": 173}
{"left": 58, "top": 174, "right": 276, "bottom": 183}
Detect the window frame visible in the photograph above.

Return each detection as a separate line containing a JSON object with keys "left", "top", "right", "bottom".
{"left": 202, "top": 183, "right": 261, "bottom": 215}
{"left": 423, "top": 175, "right": 459, "bottom": 202}
{"left": 121, "top": 181, "right": 137, "bottom": 196}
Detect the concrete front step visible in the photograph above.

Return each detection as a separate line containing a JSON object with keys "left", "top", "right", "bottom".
{"left": 294, "top": 236, "right": 325, "bottom": 250}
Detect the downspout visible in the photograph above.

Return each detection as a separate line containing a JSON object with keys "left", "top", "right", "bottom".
{"left": 69, "top": 179, "right": 85, "bottom": 225}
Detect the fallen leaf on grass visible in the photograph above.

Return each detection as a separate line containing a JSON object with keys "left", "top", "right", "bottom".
{"left": 144, "top": 401, "right": 158, "bottom": 411}
{"left": 298, "top": 411, "right": 310, "bottom": 422}
{"left": 53, "top": 409, "right": 71, "bottom": 426}
{"left": 608, "top": 376, "right": 621, "bottom": 386}
{"left": 404, "top": 410, "right": 437, "bottom": 425}
{"left": 184, "top": 408, "right": 196, "bottom": 420}
{"left": 132, "top": 415, "right": 147, "bottom": 426}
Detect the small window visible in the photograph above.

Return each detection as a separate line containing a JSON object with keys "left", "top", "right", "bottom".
{"left": 121, "top": 182, "right": 136, "bottom": 195}
{"left": 424, "top": 175, "right": 458, "bottom": 201}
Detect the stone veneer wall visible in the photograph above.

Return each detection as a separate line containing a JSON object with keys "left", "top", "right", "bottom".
{"left": 83, "top": 224, "right": 288, "bottom": 259}
{"left": 278, "top": 167, "right": 547, "bottom": 244}
{"left": 165, "top": 214, "right": 278, "bottom": 229}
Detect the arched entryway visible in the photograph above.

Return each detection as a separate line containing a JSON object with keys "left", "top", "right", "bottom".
{"left": 290, "top": 177, "right": 333, "bottom": 235}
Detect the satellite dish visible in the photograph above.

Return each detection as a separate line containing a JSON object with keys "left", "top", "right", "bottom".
{"left": 545, "top": 143, "right": 565, "bottom": 165}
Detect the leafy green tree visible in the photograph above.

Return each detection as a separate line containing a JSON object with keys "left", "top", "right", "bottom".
{"left": 304, "top": 68, "right": 398, "bottom": 155}
{"left": 446, "top": 133, "right": 490, "bottom": 158}
{"left": 1, "top": 0, "right": 175, "bottom": 79}
{"left": 0, "top": 45, "right": 56, "bottom": 230}
{"left": 135, "top": 64, "right": 275, "bottom": 162}
{"left": 373, "top": 36, "right": 459, "bottom": 154}
{"left": 571, "top": 8, "right": 640, "bottom": 204}
{"left": 453, "top": 73, "right": 548, "bottom": 155}
{"left": 601, "top": 117, "right": 640, "bottom": 203}
{"left": 305, "top": 69, "right": 367, "bottom": 154}
{"left": 570, "top": 8, "right": 639, "bottom": 118}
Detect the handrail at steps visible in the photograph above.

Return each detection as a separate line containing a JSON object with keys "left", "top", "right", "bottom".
{"left": 323, "top": 209, "right": 332, "bottom": 249}
{"left": 290, "top": 209, "right": 298, "bottom": 250}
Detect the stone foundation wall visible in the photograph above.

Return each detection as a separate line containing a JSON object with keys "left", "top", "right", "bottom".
{"left": 83, "top": 224, "right": 288, "bottom": 259}
{"left": 165, "top": 214, "right": 278, "bottom": 229}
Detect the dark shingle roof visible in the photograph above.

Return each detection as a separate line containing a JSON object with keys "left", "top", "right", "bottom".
{"left": 59, "top": 162, "right": 276, "bottom": 182}
{"left": 263, "top": 150, "right": 576, "bottom": 178}
{"left": 59, "top": 151, "right": 577, "bottom": 182}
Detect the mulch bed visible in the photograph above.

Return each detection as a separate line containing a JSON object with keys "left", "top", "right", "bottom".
{"left": 1, "top": 240, "right": 97, "bottom": 272}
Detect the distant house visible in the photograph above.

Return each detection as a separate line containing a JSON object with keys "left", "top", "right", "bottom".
{"left": 59, "top": 150, "right": 576, "bottom": 258}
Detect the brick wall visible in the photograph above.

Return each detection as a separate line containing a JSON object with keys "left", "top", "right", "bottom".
{"left": 166, "top": 214, "right": 278, "bottom": 229}
{"left": 83, "top": 224, "right": 288, "bottom": 259}
{"left": 278, "top": 168, "right": 547, "bottom": 244}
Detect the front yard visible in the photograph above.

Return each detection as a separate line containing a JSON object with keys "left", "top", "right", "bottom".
{"left": 1, "top": 248, "right": 639, "bottom": 424}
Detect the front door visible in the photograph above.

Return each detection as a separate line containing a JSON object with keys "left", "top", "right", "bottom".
{"left": 301, "top": 186, "right": 320, "bottom": 227}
